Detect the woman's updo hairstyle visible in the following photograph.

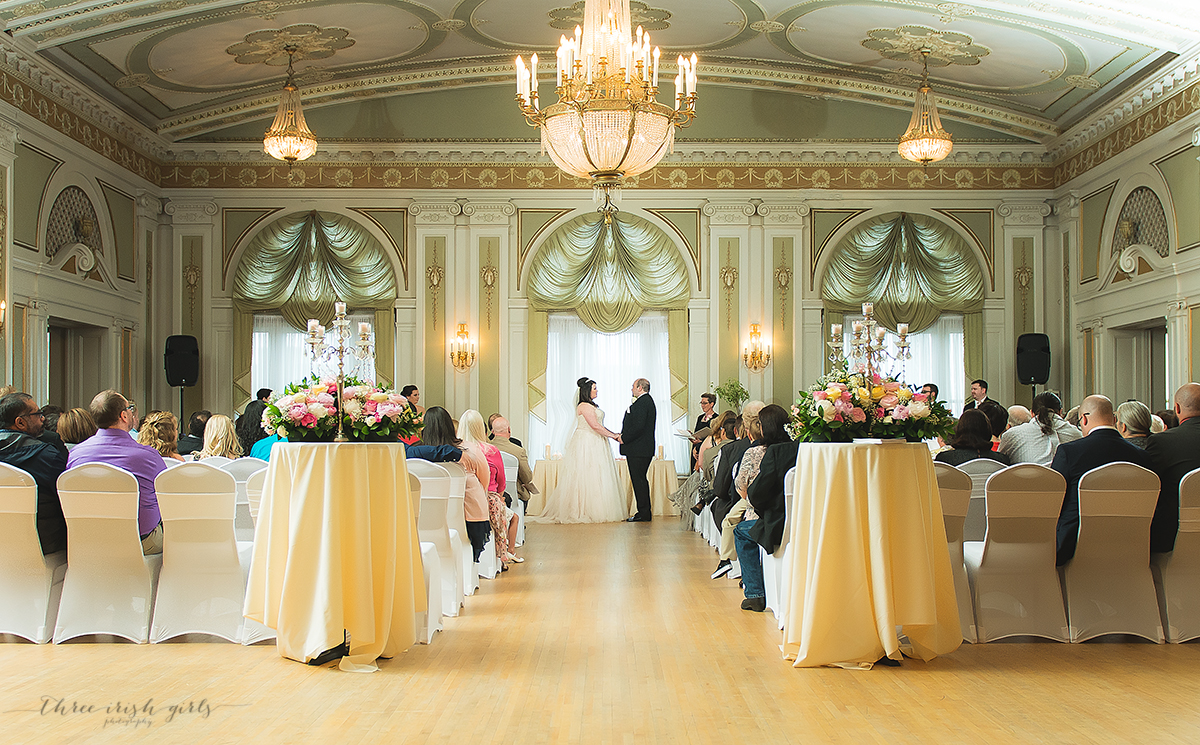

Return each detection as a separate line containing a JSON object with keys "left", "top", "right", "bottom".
{"left": 577, "top": 377, "right": 597, "bottom": 405}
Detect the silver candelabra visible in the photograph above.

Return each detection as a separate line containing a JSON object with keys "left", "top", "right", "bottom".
{"left": 828, "top": 302, "right": 911, "bottom": 381}
{"left": 306, "top": 301, "right": 374, "bottom": 442}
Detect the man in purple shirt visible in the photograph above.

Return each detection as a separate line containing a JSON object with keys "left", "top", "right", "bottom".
{"left": 66, "top": 389, "right": 166, "bottom": 555}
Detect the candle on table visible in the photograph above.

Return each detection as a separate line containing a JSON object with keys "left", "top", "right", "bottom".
{"left": 657, "top": 444, "right": 664, "bottom": 460}
{"left": 545, "top": 444, "right": 551, "bottom": 460}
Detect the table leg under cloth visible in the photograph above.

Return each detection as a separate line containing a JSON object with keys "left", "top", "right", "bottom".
{"left": 243, "top": 443, "right": 427, "bottom": 672}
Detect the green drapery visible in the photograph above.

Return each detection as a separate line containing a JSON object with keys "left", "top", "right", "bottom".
{"left": 233, "top": 211, "right": 397, "bottom": 330}
{"left": 821, "top": 212, "right": 984, "bottom": 333}
{"left": 526, "top": 212, "right": 691, "bottom": 333}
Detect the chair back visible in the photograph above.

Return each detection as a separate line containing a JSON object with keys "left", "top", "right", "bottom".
{"left": 983, "top": 463, "right": 1066, "bottom": 521}
{"left": 0, "top": 462, "right": 59, "bottom": 642}
{"left": 220, "top": 458, "right": 268, "bottom": 483}
{"left": 959, "top": 458, "right": 1007, "bottom": 541}
{"left": 778, "top": 466, "right": 796, "bottom": 557}
{"left": 197, "top": 455, "right": 233, "bottom": 467}
{"left": 408, "top": 460, "right": 452, "bottom": 531}
{"left": 500, "top": 451, "right": 518, "bottom": 492}
{"left": 441, "top": 461, "right": 468, "bottom": 527}
{"left": 246, "top": 468, "right": 267, "bottom": 523}
{"left": 935, "top": 462, "right": 972, "bottom": 543}
{"left": 156, "top": 463, "right": 237, "bottom": 522}
{"left": 409, "top": 473, "right": 422, "bottom": 516}
{"left": 58, "top": 463, "right": 141, "bottom": 522}
{"left": 1075, "top": 462, "right": 1159, "bottom": 563}
{"left": 1180, "top": 467, "right": 1200, "bottom": 545}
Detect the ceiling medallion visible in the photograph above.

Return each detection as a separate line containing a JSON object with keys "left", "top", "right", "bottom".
{"left": 1065, "top": 74, "right": 1102, "bottom": 90}
{"left": 431, "top": 19, "right": 466, "bottom": 31}
{"left": 549, "top": 1, "right": 671, "bottom": 32}
{"left": 897, "top": 49, "right": 953, "bottom": 166}
{"left": 263, "top": 45, "right": 317, "bottom": 164}
{"left": 863, "top": 25, "right": 990, "bottom": 67}
{"left": 750, "top": 20, "right": 785, "bottom": 33}
{"left": 226, "top": 23, "right": 355, "bottom": 66}
{"left": 515, "top": 0, "right": 697, "bottom": 220}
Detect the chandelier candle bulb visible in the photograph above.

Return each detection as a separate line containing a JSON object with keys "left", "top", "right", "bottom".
{"left": 862, "top": 302, "right": 873, "bottom": 316}
{"left": 335, "top": 301, "right": 346, "bottom": 316}
{"left": 358, "top": 322, "right": 370, "bottom": 336}
{"left": 898, "top": 323, "right": 909, "bottom": 336}
{"left": 875, "top": 327, "right": 887, "bottom": 341}
{"left": 530, "top": 54, "right": 538, "bottom": 105}
{"left": 853, "top": 321, "right": 864, "bottom": 334}
{"left": 831, "top": 323, "right": 842, "bottom": 337}
{"left": 308, "top": 318, "right": 319, "bottom": 334}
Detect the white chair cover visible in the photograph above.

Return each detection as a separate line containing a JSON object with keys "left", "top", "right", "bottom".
{"left": 220, "top": 459, "right": 266, "bottom": 542}
{"left": 0, "top": 463, "right": 67, "bottom": 643}
{"left": 54, "top": 463, "right": 162, "bottom": 643}
{"left": 409, "top": 475, "right": 443, "bottom": 644}
{"left": 1152, "top": 467, "right": 1200, "bottom": 643}
{"left": 150, "top": 463, "right": 245, "bottom": 643}
{"left": 197, "top": 455, "right": 233, "bottom": 467}
{"left": 935, "top": 462, "right": 975, "bottom": 643}
{"left": 407, "top": 460, "right": 464, "bottom": 617}
{"left": 245, "top": 468, "right": 267, "bottom": 525}
{"left": 958, "top": 458, "right": 1007, "bottom": 541}
{"left": 1062, "top": 462, "right": 1163, "bottom": 643}
{"left": 478, "top": 534, "right": 500, "bottom": 579}
{"left": 964, "top": 463, "right": 1068, "bottom": 642}
{"left": 440, "top": 461, "right": 476, "bottom": 597}
{"left": 500, "top": 451, "right": 524, "bottom": 547}
{"left": 763, "top": 466, "right": 796, "bottom": 630}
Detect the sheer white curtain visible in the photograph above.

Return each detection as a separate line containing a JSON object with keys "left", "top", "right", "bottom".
{"left": 252, "top": 313, "right": 375, "bottom": 394}
{"left": 842, "top": 313, "right": 966, "bottom": 416}
{"left": 528, "top": 312, "right": 688, "bottom": 467}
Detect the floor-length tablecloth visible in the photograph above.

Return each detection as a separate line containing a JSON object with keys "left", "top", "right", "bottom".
{"left": 528, "top": 459, "right": 679, "bottom": 518}
{"left": 243, "top": 442, "right": 426, "bottom": 672}
{"left": 782, "top": 442, "right": 961, "bottom": 668}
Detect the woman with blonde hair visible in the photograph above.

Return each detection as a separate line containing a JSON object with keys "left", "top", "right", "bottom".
{"left": 458, "top": 409, "right": 520, "bottom": 568}
{"left": 195, "top": 414, "right": 243, "bottom": 460}
{"left": 57, "top": 407, "right": 98, "bottom": 449}
{"left": 137, "top": 410, "right": 185, "bottom": 461}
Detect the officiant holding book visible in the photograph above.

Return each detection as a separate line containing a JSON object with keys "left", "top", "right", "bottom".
{"left": 690, "top": 392, "right": 718, "bottom": 470}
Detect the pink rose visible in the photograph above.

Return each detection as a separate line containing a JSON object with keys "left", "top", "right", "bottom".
{"left": 913, "top": 393, "right": 928, "bottom": 402}
{"left": 880, "top": 394, "right": 900, "bottom": 409}
{"left": 875, "top": 407, "right": 885, "bottom": 418}
{"left": 833, "top": 398, "right": 853, "bottom": 415}
{"left": 884, "top": 381, "right": 901, "bottom": 392}
{"left": 300, "top": 412, "right": 317, "bottom": 427}
{"left": 872, "top": 373, "right": 883, "bottom": 385}
{"left": 850, "top": 407, "right": 866, "bottom": 423}
{"left": 813, "top": 390, "right": 827, "bottom": 400}
{"left": 893, "top": 405, "right": 910, "bottom": 420}
{"left": 288, "top": 404, "right": 307, "bottom": 421}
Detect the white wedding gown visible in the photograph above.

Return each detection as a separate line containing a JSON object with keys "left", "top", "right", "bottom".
{"left": 538, "top": 407, "right": 627, "bottom": 524}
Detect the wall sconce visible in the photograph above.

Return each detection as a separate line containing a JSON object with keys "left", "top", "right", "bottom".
{"left": 0, "top": 300, "right": 6, "bottom": 332}
{"left": 449, "top": 323, "right": 476, "bottom": 372}
{"left": 743, "top": 323, "right": 771, "bottom": 372}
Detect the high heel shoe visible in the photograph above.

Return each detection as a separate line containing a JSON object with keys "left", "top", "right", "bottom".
{"left": 504, "top": 552, "right": 524, "bottom": 563}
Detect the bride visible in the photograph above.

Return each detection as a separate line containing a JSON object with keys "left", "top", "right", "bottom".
{"left": 537, "top": 377, "right": 628, "bottom": 524}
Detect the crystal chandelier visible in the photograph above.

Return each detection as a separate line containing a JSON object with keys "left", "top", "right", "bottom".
{"left": 897, "top": 49, "right": 953, "bottom": 165}
{"left": 263, "top": 46, "right": 318, "bottom": 164}
{"left": 515, "top": 0, "right": 697, "bottom": 217}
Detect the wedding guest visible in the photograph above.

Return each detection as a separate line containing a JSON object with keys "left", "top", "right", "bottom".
{"left": 490, "top": 415, "right": 534, "bottom": 504}
{"left": 34, "top": 404, "right": 69, "bottom": 459}
{"left": 963, "top": 379, "right": 996, "bottom": 411}
{"left": 1155, "top": 409, "right": 1179, "bottom": 429}
{"left": 710, "top": 401, "right": 764, "bottom": 580}
{"left": 137, "top": 410, "right": 185, "bottom": 462}
{"left": 487, "top": 412, "right": 523, "bottom": 448}
{"left": 691, "top": 392, "right": 718, "bottom": 470}
{"left": 999, "top": 392, "right": 1081, "bottom": 467}
{"left": 978, "top": 400, "right": 1008, "bottom": 449}
{"left": 251, "top": 433, "right": 285, "bottom": 461}
{"left": 1145, "top": 383, "right": 1200, "bottom": 555}
{"left": 39, "top": 405, "right": 63, "bottom": 433}
{"left": 935, "top": 410, "right": 1011, "bottom": 467}
{"left": 1116, "top": 400, "right": 1153, "bottom": 449}
{"left": 178, "top": 410, "right": 210, "bottom": 456}
{"left": 1007, "top": 405, "right": 1032, "bottom": 430}
{"left": 1065, "top": 406, "right": 1081, "bottom": 428}
{"left": 194, "top": 414, "right": 243, "bottom": 460}
{"left": 67, "top": 390, "right": 165, "bottom": 555}
{"left": 1150, "top": 414, "right": 1166, "bottom": 434}
{"left": 0, "top": 392, "right": 68, "bottom": 555}
{"left": 459, "top": 410, "right": 519, "bottom": 567}
{"left": 257, "top": 388, "right": 273, "bottom": 403}
{"left": 57, "top": 408, "right": 97, "bottom": 449}
{"left": 697, "top": 411, "right": 736, "bottom": 480}
{"left": 422, "top": 407, "right": 490, "bottom": 562}
{"left": 400, "top": 385, "right": 425, "bottom": 415}
{"left": 127, "top": 399, "right": 140, "bottom": 439}
{"left": 921, "top": 382, "right": 940, "bottom": 401}
{"left": 236, "top": 400, "right": 269, "bottom": 456}
{"left": 739, "top": 420, "right": 806, "bottom": 612}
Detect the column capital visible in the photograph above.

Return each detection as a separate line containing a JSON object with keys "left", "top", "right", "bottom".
{"left": 756, "top": 201, "right": 810, "bottom": 226}
{"left": 164, "top": 200, "right": 218, "bottom": 225}
{"left": 410, "top": 201, "right": 463, "bottom": 226}
{"left": 703, "top": 201, "right": 756, "bottom": 226}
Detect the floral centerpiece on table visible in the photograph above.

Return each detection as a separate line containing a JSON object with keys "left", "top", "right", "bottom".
{"left": 790, "top": 363, "right": 953, "bottom": 443}
{"left": 262, "top": 378, "right": 340, "bottom": 442}
{"left": 341, "top": 384, "right": 423, "bottom": 442}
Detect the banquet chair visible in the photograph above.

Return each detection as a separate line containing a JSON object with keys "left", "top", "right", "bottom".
{"left": 1152, "top": 467, "right": 1200, "bottom": 643}
{"left": 762, "top": 467, "right": 796, "bottom": 630}
{"left": 935, "top": 462, "right": 976, "bottom": 643}
{"left": 500, "top": 451, "right": 524, "bottom": 547}
{"left": 440, "top": 462, "right": 476, "bottom": 597}
{"left": 198, "top": 455, "right": 233, "bottom": 468}
{"left": 964, "top": 464, "right": 1068, "bottom": 642}
{"left": 54, "top": 463, "right": 163, "bottom": 644}
{"left": 0, "top": 463, "right": 67, "bottom": 643}
{"left": 220, "top": 458, "right": 267, "bottom": 541}
{"left": 161, "top": 457, "right": 183, "bottom": 469}
{"left": 959, "top": 458, "right": 1007, "bottom": 541}
{"left": 1061, "top": 462, "right": 1163, "bottom": 643}
{"left": 245, "top": 468, "right": 267, "bottom": 525}
{"left": 410, "top": 474, "right": 443, "bottom": 644}
{"left": 407, "top": 459, "right": 464, "bottom": 617}
{"left": 150, "top": 464, "right": 245, "bottom": 643}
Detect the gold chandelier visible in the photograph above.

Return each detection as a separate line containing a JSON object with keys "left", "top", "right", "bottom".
{"left": 263, "top": 46, "right": 317, "bottom": 164}
{"left": 515, "top": 0, "right": 697, "bottom": 217}
{"left": 897, "top": 49, "right": 953, "bottom": 165}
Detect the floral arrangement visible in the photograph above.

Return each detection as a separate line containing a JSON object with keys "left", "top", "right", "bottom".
{"left": 790, "top": 363, "right": 953, "bottom": 443}
{"left": 341, "top": 384, "right": 423, "bottom": 441}
{"left": 261, "top": 378, "right": 340, "bottom": 442}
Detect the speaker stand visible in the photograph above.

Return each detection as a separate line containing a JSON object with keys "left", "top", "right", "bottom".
{"left": 178, "top": 386, "right": 185, "bottom": 425}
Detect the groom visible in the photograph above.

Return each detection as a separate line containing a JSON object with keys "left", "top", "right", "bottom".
{"left": 620, "top": 378, "right": 656, "bottom": 522}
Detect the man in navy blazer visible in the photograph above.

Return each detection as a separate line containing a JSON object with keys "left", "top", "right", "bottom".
{"left": 620, "top": 378, "right": 656, "bottom": 522}
{"left": 1051, "top": 394, "right": 1154, "bottom": 565}
{"left": 1144, "top": 382, "right": 1200, "bottom": 554}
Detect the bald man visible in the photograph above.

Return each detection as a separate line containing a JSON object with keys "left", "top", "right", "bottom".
{"left": 1051, "top": 395, "right": 1154, "bottom": 566}
{"left": 490, "top": 416, "right": 534, "bottom": 504}
{"left": 1145, "top": 383, "right": 1200, "bottom": 554}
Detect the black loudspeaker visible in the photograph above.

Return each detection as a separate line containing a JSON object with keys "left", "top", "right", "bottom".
{"left": 1016, "top": 333, "right": 1051, "bottom": 386}
{"left": 164, "top": 335, "right": 199, "bottom": 387}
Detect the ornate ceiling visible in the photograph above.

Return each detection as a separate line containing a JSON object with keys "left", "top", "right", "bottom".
{"left": 3, "top": 0, "right": 1198, "bottom": 149}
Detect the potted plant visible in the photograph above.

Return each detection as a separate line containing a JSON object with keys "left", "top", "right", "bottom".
{"left": 711, "top": 378, "right": 750, "bottom": 413}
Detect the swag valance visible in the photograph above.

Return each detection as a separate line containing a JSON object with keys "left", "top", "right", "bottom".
{"left": 821, "top": 212, "right": 984, "bottom": 333}
{"left": 527, "top": 212, "right": 690, "bottom": 333}
{"left": 233, "top": 211, "right": 397, "bottom": 331}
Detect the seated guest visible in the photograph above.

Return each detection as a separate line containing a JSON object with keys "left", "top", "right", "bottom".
{"left": 194, "top": 414, "right": 243, "bottom": 460}
{"left": 1065, "top": 406, "right": 1081, "bottom": 428}
{"left": 421, "top": 406, "right": 490, "bottom": 563}
{"left": 999, "top": 392, "right": 1081, "bottom": 467}
{"left": 698, "top": 411, "right": 736, "bottom": 480}
{"left": 1115, "top": 400, "right": 1153, "bottom": 449}
{"left": 126, "top": 400, "right": 140, "bottom": 439}
{"left": 487, "top": 412, "right": 523, "bottom": 448}
{"left": 1150, "top": 414, "right": 1166, "bottom": 434}
{"left": 1007, "top": 405, "right": 1032, "bottom": 430}
{"left": 178, "top": 410, "right": 210, "bottom": 456}
{"left": 936, "top": 410, "right": 1011, "bottom": 467}
{"left": 1052, "top": 395, "right": 1153, "bottom": 565}
{"left": 489, "top": 415, "right": 534, "bottom": 504}
{"left": 460, "top": 410, "right": 519, "bottom": 567}
{"left": 921, "top": 382, "right": 940, "bottom": 401}
{"left": 963, "top": 379, "right": 996, "bottom": 411}
{"left": 977, "top": 400, "right": 1008, "bottom": 450}
{"left": 690, "top": 392, "right": 719, "bottom": 470}
{"left": 236, "top": 400, "right": 269, "bottom": 456}
{"left": 723, "top": 405, "right": 791, "bottom": 606}
{"left": 400, "top": 385, "right": 425, "bottom": 415}
{"left": 35, "top": 404, "right": 69, "bottom": 459}
{"left": 0, "top": 392, "right": 68, "bottom": 555}
{"left": 1155, "top": 409, "right": 1179, "bottom": 430}
{"left": 257, "top": 388, "right": 273, "bottom": 403}
{"left": 710, "top": 401, "right": 765, "bottom": 579}
{"left": 250, "top": 433, "right": 285, "bottom": 461}
{"left": 137, "top": 411, "right": 185, "bottom": 462}
{"left": 1145, "top": 383, "right": 1200, "bottom": 555}
{"left": 67, "top": 390, "right": 166, "bottom": 555}
{"left": 57, "top": 408, "right": 97, "bottom": 450}
{"left": 737, "top": 419, "right": 805, "bottom": 612}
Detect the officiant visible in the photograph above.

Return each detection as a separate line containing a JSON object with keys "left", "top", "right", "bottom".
{"left": 691, "top": 393, "right": 718, "bottom": 471}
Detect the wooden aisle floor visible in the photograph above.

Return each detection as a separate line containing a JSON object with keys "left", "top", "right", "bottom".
{"left": 2, "top": 518, "right": 1199, "bottom": 744}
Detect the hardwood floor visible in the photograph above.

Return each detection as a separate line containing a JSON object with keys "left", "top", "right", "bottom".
{"left": 3, "top": 518, "right": 1199, "bottom": 744}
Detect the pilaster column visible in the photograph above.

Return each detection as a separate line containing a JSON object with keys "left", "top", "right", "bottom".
{"left": 0, "top": 115, "right": 17, "bottom": 383}
{"left": 998, "top": 199, "right": 1052, "bottom": 406}
{"left": 411, "top": 200, "right": 462, "bottom": 409}
{"left": 702, "top": 200, "right": 755, "bottom": 396}
{"left": 1166, "top": 300, "right": 1189, "bottom": 398}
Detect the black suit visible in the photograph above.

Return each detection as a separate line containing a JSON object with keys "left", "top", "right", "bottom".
{"left": 178, "top": 434, "right": 203, "bottom": 456}
{"left": 1050, "top": 427, "right": 1154, "bottom": 565}
{"left": 1144, "top": 417, "right": 1200, "bottom": 554}
{"left": 747, "top": 439, "right": 802, "bottom": 553}
{"left": 621, "top": 392, "right": 656, "bottom": 519}
{"left": 711, "top": 437, "right": 754, "bottom": 531}
{"left": 963, "top": 396, "right": 998, "bottom": 411}
{"left": 0, "top": 429, "right": 68, "bottom": 555}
